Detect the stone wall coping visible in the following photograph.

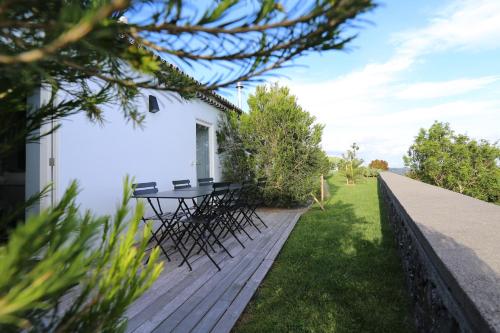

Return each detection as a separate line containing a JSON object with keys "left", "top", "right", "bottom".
{"left": 379, "top": 172, "right": 500, "bottom": 332}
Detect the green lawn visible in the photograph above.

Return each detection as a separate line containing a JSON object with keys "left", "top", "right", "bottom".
{"left": 234, "top": 174, "right": 415, "bottom": 333}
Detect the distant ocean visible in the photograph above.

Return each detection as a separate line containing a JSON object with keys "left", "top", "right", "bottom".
{"left": 388, "top": 168, "right": 409, "bottom": 176}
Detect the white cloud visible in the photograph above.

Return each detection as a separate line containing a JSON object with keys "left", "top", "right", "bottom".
{"left": 286, "top": 0, "right": 500, "bottom": 167}
{"left": 393, "top": 0, "right": 500, "bottom": 59}
{"left": 396, "top": 76, "right": 499, "bottom": 99}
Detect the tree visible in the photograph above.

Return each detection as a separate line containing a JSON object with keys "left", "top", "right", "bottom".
{"left": 0, "top": 0, "right": 375, "bottom": 330}
{"left": 340, "top": 143, "right": 364, "bottom": 184}
{"left": 0, "top": 0, "right": 375, "bottom": 153}
{"left": 369, "top": 159, "right": 388, "bottom": 170}
{"left": 404, "top": 122, "right": 500, "bottom": 203}
{"left": 0, "top": 179, "right": 163, "bottom": 331}
{"left": 216, "top": 111, "right": 254, "bottom": 182}
{"left": 219, "top": 84, "right": 330, "bottom": 206}
{"left": 328, "top": 156, "right": 343, "bottom": 172}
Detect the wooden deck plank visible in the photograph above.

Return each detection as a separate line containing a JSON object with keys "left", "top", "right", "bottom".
{"left": 210, "top": 210, "right": 304, "bottom": 333}
{"left": 124, "top": 209, "right": 304, "bottom": 333}
{"left": 130, "top": 214, "right": 281, "bottom": 332}
{"left": 167, "top": 217, "right": 292, "bottom": 332}
{"left": 127, "top": 214, "right": 279, "bottom": 332}
{"left": 155, "top": 222, "right": 287, "bottom": 332}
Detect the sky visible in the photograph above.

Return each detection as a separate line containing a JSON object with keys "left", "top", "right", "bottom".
{"left": 225, "top": 0, "right": 500, "bottom": 167}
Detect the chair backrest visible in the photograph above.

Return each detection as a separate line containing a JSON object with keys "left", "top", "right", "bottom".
{"left": 132, "top": 182, "right": 158, "bottom": 196}
{"left": 198, "top": 177, "right": 214, "bottom": 186}
{"left": 172, "top": 179, "right": 191, "bottom": 190}
{"left": 194, "top": 182, "right": 229, "bottom": 217}
{"left": 212, "top": 181, "right": 230, "bottom": 194}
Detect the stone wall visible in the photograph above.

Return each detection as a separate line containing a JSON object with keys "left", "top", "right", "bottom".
{"left": 378, "top": 172, "right": 500, "bottom": 333}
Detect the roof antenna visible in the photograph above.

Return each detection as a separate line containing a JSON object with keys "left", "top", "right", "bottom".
{"left": 236, "top": 81, "right": 244, "bottom": 109}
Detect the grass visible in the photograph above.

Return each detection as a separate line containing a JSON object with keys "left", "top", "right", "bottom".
{"left": 234, "top": 174, "right": 415, "bottom": 333}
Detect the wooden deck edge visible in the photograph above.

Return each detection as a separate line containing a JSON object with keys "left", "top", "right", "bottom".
{"left": 163, "top": 213, "right": 294, "bottom": 332}
{"left": 210, "top": 209, "right": 306, "bottom": 333}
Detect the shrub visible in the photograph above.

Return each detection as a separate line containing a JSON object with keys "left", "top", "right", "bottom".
{"left": 216, "top": 111, "right": 254, "bottom": 182}
{"left": 218, "top": 84, "right": 330, "bottom": 207}
{"left": 363, "top": 167, "right": 380, "bottom": 177}
{"left": 368, "top": 159, "right": 388, "bottom": 170}
{"left": 339, "top": 143, "right": 364, "bottom": 184}
{"left": 404, "top": 121, "right": 500, "bottom": 203}
{"left": 0, "top": 178, "right": 163, "bottom": 331}
{"left": 328, "top": 156, "right": 343, "bottom": 172}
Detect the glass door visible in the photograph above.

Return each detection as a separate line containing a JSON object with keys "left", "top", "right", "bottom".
{"left": 196, "top": 123, "right": 210, "bottom": 180}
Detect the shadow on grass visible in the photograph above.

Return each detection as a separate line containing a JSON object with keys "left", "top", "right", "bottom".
{"left": 377, "top": 178, "right": 400, "bottom": 254}
{"left": 235, "top": 195, "right": 415, "bottom": 333}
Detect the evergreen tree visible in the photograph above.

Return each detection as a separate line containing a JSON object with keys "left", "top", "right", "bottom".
{"left": 340, "top": 143, "right": 364, "bottom": 184}
{"left": 404, "top": 121, "right": 500, "bottom": 203}
{"left": 218, "top": 84, "right": 330, "bottom": 206}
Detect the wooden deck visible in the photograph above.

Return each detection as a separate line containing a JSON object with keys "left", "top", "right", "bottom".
{"left": 125, "top": 208, "right": 306, "bottom": 333}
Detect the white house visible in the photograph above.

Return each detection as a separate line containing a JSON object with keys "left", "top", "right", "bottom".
{"left": 13, "top": 71, "right": 241, "bottom": 217}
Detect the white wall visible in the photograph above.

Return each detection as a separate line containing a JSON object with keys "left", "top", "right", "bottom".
{"left": 56, "top": 89, "right": 224, "bottom": 216}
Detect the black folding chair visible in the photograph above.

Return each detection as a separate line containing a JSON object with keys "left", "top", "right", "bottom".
{"left": 229, "top": 182, "right": 264, "bottom": 234}
{"left": 132, "top": 182, "right": 173, "bottom": 261}
{"left": 198, "top": 177, "right": 214, "bottom": 187}
{"left": 211, "top": 182, "right": 252, "bottom": 246}
{"left": 172, "top": 179, "right": 191, "bottom": 189}
{"left": 178, "top": 183, "right": 234, "bottom": 270}
{"left": 244, "top": 178, "right": 269, "bottom": 229}
{"left": 172, "top": 179, "right": 197, "bottom": 216}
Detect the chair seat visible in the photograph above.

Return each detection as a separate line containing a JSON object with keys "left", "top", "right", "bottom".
{"left": 182, "top": 215, "right": 211, "bottom": 225}
{"left": 143, "top": 211, "right": 188, "bottom": 221}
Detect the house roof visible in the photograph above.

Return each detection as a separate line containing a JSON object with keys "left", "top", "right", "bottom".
{"left": 158, "top": 62, "right": 242, "bottom": 114}
{"left": 124, "top": 36, "right": 242, "bottom": 114}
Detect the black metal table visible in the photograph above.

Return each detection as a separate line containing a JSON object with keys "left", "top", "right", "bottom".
{"left": 133, "top": 187, "right": 215, "bottom": 269}
{"left": 134, "top": 184, "right": 245, "bottom": 270}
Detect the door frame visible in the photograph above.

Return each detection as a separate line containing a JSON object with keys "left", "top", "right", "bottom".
{"left": 195, "top": 119, "right": 214, "bottom": 179}
{"left": 26, "top": 85, "right": 58, "bottom": 214}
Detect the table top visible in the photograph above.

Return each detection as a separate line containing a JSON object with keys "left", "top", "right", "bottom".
{"left": 133, "top": 184, "right": 243, "bottom": 199}
{"left": 133, "top": 188, "right": 211, "bottom": 199}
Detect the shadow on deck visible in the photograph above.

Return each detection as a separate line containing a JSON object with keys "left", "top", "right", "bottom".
{"left": 126, "top": 208, "right": 306, "bottom": 333}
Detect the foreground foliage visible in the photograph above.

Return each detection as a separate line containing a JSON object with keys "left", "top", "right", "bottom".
{"left": 404, "top": 122, "right": 500, "bottom": 203}
{"left": 218, "top": 84, "right": 330, "bottom": 207}
{"left": 0, "top": 179, "right": 163, "bottom": 332}
{"left": 235, "top": 174, "right": 414, "bottom": 333}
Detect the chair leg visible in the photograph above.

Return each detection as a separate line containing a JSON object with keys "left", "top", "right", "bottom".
{"left": 240, "top": 209, "right": 261, "bottom": 233}
{"left": 230, "top": 211, "right": 254, "bottom": 240}
{"left": 252, "top": 210, "right": 269, "bottom": 228}
{"left": 182, "top": 224, "right": 221, "bottom": 271}
{"left": 219, "top": 215, "right": 246, "bottom": 248}
{"left": 206, "top": 223, "right": 233, "bottom": 258}
{"left": 143, "top": 219, "right": 171, "bottom": 262}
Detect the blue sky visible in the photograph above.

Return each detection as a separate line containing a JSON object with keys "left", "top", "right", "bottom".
{"left": 224, "top": 0, "right": 500, "bottom": 167}
{"left": 131, "top": 0, "right": 500, "bottom": 167}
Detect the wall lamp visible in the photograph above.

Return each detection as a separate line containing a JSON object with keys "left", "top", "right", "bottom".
{"left": 149, "top": 95, "right": 160, "bottom": 113}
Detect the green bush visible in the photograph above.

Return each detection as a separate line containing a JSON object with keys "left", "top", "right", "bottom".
{"left": 338, "top": 143, "right": 364, "bottom": 184}
{"left": 216, "top": 111, "right": 255, "bottom": 182}
{"left": 404, "top": 121, "right": 500, "bottom": 203}
{"left": 218, "top": 84, "right": 330, "bottom": 207}
{"left": 0, "top": 179, "right": 163, "bottom": 332}
{"left": 362, "top": 167, "right": 381, "bottom": 177}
